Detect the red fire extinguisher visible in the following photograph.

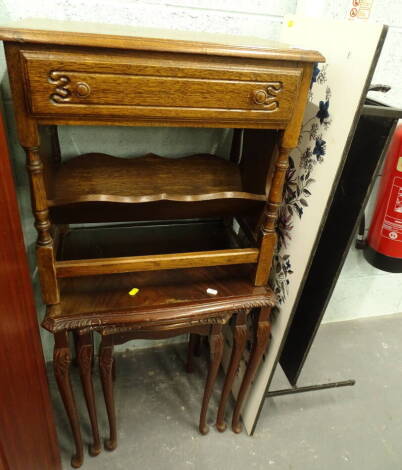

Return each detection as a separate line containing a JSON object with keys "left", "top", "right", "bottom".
{"left": 364, "top": 124, "right": 402, "bottom": 272}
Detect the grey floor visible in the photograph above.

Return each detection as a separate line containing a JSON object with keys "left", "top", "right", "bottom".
{"left": 48, "top": 313, "right": 402, "bottom": 470}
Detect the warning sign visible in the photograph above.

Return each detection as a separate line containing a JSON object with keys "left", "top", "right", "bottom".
{"left": 346, "top": 0, "right": 373, "bottom": 20}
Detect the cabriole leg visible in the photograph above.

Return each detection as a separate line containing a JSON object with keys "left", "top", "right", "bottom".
{"left": 99, "top": 336, "right": 117, "bottom": 451}
{"left": 216, "top": 311, "right": 248, "bottom": 432}
{"left": 77, "top": 331, "right": 101, "bottom": 457}
{"left": 199, "top": 325, "right": 223, "bottom": 435}
{"left": 54, "top": 331, "right": 84, "bottom": 468}
{"left": 232, "top": 307, "right": 271, "bottom": 433}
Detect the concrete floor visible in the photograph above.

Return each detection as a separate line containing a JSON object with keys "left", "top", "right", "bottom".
{"left": 48, "top": 312, "right": 402, "bottom": 470}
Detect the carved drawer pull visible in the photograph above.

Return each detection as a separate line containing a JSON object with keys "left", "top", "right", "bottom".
{"left": 75, "top": 82, "right": 91, "bottom": 98}
{"left": 252, "top": 89, "right": 268, "bottom": 105}
{"left": 251, "top": 82, "right": 283, "bottom": 111}
{"left": 49, "top": 72, "right": 91, "bottom": 103}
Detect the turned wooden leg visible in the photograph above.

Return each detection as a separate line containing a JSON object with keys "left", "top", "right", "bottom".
{"left": 99, "top": 336, "right": 117, "bottom": 451}
{"left": 216, "top": 311, "right": 248, "bottom": 432}
{"left": 199, "top": 325, "right": 223, "bottom": 435}
{"left": 186, "top": 333, "right": 198, "bottom": 373}
{"left": 232, "top": 307, "right": 271, "bottom": 434}
{"left": 77, "top": 332, "right": 101, "bottom": 457}
{"left": 54, "top": 331, "right": 84, "bottom": 468}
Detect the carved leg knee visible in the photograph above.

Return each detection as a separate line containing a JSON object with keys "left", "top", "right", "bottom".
{"left": 54, "top": 332, "right": 84, "bottom": 468}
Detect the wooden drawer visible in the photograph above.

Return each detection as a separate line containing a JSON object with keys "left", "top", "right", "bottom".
{"left": 20, "top": 48, "right": 302, "bottom": 126}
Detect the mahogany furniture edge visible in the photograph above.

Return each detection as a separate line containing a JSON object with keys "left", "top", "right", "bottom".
{"left": 0, "top": 105, "right": 61, "bottom": 469}
{"left": 42, "top": 290, "right": 276, "bottom": 333}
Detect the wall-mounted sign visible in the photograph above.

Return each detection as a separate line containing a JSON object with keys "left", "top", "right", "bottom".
{"left": 347, "top": 0, "right": 374, "bottom": 20}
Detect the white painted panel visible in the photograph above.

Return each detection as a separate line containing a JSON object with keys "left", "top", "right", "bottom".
{"left": 240, "top": 16, "right": 384, "bottom": 434}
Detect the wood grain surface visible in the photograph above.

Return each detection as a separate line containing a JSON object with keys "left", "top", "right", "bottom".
{"left": 55, "top": 249, "right": 259, "bottom": 278}
{"left": 48, "top": 153, "right": 267, "bottom": 205}
{"left": 42, "top": 265, "right": 275, "bottom": 332}
{"left": 20, "top": 47, "right": 302, "bottom": 126}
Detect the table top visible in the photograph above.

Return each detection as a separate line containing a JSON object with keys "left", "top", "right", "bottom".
{"left": 0, "top": 19, "right": 324, "bottom": 62}
{"left": 42, "top": 264, "right": 275, "bottom": 332}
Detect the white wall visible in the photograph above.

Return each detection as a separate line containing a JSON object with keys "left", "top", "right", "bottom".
{"left": 296, "top": 0, "right": 402, "bottom": 105}
{"left": 1, "top": 0, "right": 294, "bottom": 39}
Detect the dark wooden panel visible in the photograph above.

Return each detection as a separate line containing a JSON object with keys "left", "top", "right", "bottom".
{"left": 280, "top": 110, "right": 399, "bottom": 385}
{"left": 58, "top": 220, "right": 244, "bottom": 260}
{"left": 0, "top": 110, "right": 61, "bottom": 469}
{"left": 50, "top": 198, "right": 264, "bottom": 224}
{"left": 240, "top": 129, "right": 278, "bottom": 195}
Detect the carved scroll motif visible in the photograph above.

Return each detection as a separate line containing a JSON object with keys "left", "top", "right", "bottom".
{"left": 49, "top": 71, "right": 71, "bottom": 103}
{"left": 54, "top": 348, "right": 71, "bottom": 379}
{"left": 49, "top": 71, "right": 92, "bottom": 103}
{"left": 99, "top": 346, "right": 114, "bottom": 376}
{"left": 252, "top": 82, "right": 283, "bottom": 110}
{"left": 45, "top": 299, "right": 275, "bottom": 333}
{"left": 48, "top": 317, "right": 103, "bottom": 333}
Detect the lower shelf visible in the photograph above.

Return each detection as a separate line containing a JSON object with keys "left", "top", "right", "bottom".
{"left": 55, "top": 219, "right": 258, "bottom": 278}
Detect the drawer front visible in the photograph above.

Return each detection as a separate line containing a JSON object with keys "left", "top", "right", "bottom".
{"left": 21, "top": 49, "right": 302, "bottom": 126}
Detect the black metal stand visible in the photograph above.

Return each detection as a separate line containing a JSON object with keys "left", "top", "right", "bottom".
{"left": 266, "top": 379, "right": 355, "bottom": 398}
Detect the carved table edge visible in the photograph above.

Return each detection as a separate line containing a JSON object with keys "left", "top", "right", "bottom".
{"left": 41, "top": 296, "right": 276, "bottom": 333}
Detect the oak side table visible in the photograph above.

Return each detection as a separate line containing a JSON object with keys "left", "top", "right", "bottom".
{"left": 0, "top": 19, "right": 323, "bottom": 468}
